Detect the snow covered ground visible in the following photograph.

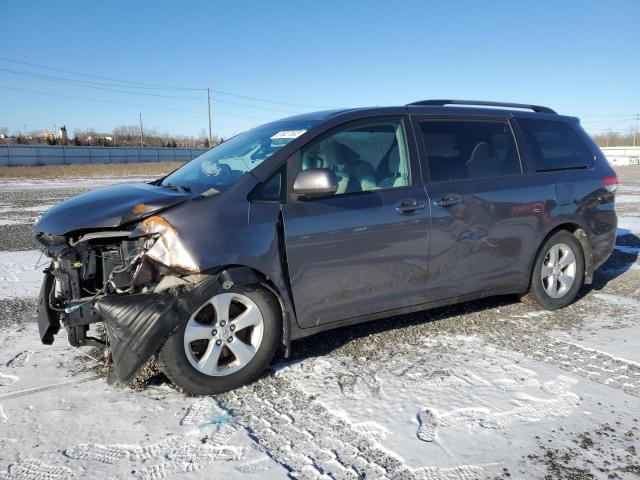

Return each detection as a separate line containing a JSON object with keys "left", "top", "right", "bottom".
{"left": 1, "top": 169, "right": 639, "bottom": 479}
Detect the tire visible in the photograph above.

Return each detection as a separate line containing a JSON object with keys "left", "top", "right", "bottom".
{"left": 522, "top": 230, "right": 585, "bottom": 310}
{"left": 158, "top": 284, "right": 281, "bottom": 395}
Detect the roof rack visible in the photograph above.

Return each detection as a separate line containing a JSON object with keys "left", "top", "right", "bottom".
{"left": 407, "top": 99, "right": 557, "bottom": 114}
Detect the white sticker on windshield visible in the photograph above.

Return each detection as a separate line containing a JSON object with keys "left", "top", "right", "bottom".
{"left": 270, "top": 129, "right": 307, "bottom": 140}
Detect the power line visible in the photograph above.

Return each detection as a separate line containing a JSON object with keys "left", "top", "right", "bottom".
{"left": 0, "top": 85, "right": 274, "bottom": 120}
{"left": 0, "top": 56, "right": 338, "bottom": 109}
{"left": 210, "top": 97, "right": 302, "bottom": 114}
{"left": 0, "top": 67, "right": 309, "bottom": 114}
{"left": 0, "top": 55, "right": 203, "bottom": 91}
{"left": 209, "top": 88, "right": 337, "bottom": 109}
{"left": 0, "top": 67, "right": 205, "bottom": 100}
{"left": 581, "top": 119, "right": 637, "bottom": 126}
{"left": 577, "top": 113, "right": 637, "bottom": 119}
{"left": 0, "top": 85, "right": 202, "bottom": 113}
{"left": 584, "top": 127, "right": 635, "bottom": 132}
{"left": 0, "top": 66, "right": 203, "bottom": 92}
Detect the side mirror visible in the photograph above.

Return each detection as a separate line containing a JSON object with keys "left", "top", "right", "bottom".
{"left": 293, "top": 168, "right": 339, "bottom": 197}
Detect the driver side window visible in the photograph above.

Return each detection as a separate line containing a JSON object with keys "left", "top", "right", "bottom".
{"left": 300, "top": 119, "right": 410, "bottom": 195}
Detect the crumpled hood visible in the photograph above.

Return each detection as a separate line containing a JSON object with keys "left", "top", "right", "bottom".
{"left": 33, "top": 182, "right": 192, "bottom": 235}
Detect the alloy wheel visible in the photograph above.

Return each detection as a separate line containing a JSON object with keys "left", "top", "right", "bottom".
{"left": 540, "top": 243, "right": 577, "bottom": 299}
{"left": 183, "top": 292, "right": 264, "bottom": 376}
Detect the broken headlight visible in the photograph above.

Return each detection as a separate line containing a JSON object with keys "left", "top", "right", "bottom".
{"left": 131, "top": 215, "right": 199, "bottom": 272}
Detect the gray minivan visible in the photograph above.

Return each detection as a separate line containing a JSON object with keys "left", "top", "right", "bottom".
{"left": 34, "top": 100, "right": 618, "bottom": 394}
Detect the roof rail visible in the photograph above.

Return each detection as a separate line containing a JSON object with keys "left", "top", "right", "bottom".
{"left": 407, "top": 99, "right": 557, "bottom": 114}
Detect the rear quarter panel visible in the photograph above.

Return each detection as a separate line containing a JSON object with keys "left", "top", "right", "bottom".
{"left": 509, "top": 112, "right": 618, "bottom": 279}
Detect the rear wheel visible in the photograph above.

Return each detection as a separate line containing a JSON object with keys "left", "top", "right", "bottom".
{"left": 523, "top": 230, "right": 585, "bottom": 310}
{"left": 159, "top": 284, "right": 280, "bottom": 395}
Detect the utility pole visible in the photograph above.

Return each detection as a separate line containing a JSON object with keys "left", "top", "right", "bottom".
{"left": 633, "top": 114, "right": 639, "bottom": 147}
{"left": 207, "top": 87, "right": 213, "bottom": 148}
{"left": 139, "top": 113, "right": 144, "bottom": 147}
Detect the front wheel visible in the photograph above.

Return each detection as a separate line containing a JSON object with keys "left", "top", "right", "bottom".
{"left": 523, "top": 230, "right": 585, "bottom": 310}
{"left": 158, "top": 284, "right": 280, "bottom": 395}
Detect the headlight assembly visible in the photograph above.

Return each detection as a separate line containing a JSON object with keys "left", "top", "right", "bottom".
{"left": 133, "top": 215, "right": 199, "bottom": 272}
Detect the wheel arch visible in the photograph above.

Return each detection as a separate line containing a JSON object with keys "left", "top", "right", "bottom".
{"left": 208, "top": 264, "right": 291, "bottom": 358}
{"left": 527, "top": 222, "right": 594, "bottom": 290}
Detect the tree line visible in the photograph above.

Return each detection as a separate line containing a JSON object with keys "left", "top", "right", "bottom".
{"left": 0, "top": 125, "right": 222, "bottom": 148}
{"left": 591, "top": 131, "right": 637, "bottom": 148}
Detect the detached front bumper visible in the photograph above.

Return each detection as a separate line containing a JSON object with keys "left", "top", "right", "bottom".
{"left": 37, "top": 269, "right": 59, "bottom": 344}
{"left": 37, "top": 264, "right": 261, "bottom": 386}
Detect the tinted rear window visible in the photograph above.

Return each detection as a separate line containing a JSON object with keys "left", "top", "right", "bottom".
{"left": 517, "top": 118, "right": 594, "bottom": 171}
{"left": 419, "top": 120, "right": 521, "bottom": 182}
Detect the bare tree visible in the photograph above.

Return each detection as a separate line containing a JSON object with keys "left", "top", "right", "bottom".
{"left": 1, "top": 123, "right": 221, "bottom": 148}
{"left": 591, "top": 131, "right": 636, "bottom": 147}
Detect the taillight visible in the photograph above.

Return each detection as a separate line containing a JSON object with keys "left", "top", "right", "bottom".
{"left": 603, "top": 174, "right": 618, "bottom": 193}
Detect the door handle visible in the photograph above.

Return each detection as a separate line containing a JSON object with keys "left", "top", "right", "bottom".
{"left": 396, "top": 199, "right": 425, "bottom": 215}
{"left": 434, "top": 195, "right": 460, "bottom": 208}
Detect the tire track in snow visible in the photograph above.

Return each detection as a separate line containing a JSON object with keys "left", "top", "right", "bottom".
{"left": 0, "top": 459, "right": 73, "bottom": 480}
{"left": 413, "top": 464, "right": 498, "bottom": 480}
{"left": 180, "top": 396, "right": 229, "bottom": 426}
{"left": 220, "top": 376, "right": 411, "bottom": 479}
{"left": 487, "top": 295, "right": 640, "bottom": 397}
{"left": 497, "top": 334, "right": 640, "bottom": 397}
{"left": 219, "top": 375, "right": 495, "bottom": 480}
{"left": 235, "top": 457, "right": 273, "bottom": 474}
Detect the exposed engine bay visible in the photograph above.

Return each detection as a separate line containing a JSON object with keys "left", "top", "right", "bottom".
{"left": 34, "top": 209, "right": 273, "bottom": 386}
{"left": 35, "top": 215, "right": 201, "bottom": 366}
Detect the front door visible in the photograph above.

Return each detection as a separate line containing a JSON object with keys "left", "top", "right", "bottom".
{"left": 282, "top": 116, "right": 430, "bottom": 328}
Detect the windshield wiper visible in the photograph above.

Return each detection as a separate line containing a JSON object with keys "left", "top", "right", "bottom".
{"left": 162, "top": 183, "right": 191, "bottom": 193}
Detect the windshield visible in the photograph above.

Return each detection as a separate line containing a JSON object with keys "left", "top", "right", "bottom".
{"left": 161, "top": 119, "right": 319, "bottom": 195}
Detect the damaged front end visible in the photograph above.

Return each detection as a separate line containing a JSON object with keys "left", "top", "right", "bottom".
{"left": 35, "top": 214, "right": 203, "bottom": 384}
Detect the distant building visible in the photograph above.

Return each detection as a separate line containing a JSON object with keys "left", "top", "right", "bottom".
{"left": 601, "top": 146, "right": 640, "bottom": 166}
{"left": 58, "top": 126, "right": 68, "bottom": 142}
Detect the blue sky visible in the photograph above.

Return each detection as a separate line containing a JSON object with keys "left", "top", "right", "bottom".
{"left": 1, "top": 0, "right": 638, "bottom": 139}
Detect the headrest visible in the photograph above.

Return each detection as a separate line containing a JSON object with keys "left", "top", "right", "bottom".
{"left": 424, "top": 134, "right": 459, "bottom": 157}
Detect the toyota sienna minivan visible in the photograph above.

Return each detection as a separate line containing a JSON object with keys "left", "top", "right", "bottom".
{"left": 34, "top": 100, "right": 618, "bottom": 394}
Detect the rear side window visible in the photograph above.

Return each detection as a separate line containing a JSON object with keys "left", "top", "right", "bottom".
{"left": 419, "top": 120, "right": 521, "bottom": 182}
{"left": 516, "top": 118, "right": 594, "bottom": 172}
